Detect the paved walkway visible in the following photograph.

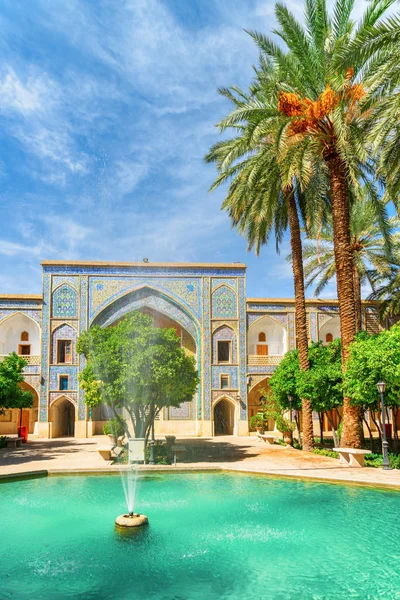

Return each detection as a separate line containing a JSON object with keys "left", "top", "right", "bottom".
{"left": 1, "top": 435, "right": 400, "bottom": 489}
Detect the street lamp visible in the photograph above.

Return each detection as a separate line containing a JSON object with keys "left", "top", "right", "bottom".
{"left": 376, "top": 380, "right": 391, "bottom": 470}
{"left": 288, "top": 394, "right": 293, "bottom": 422}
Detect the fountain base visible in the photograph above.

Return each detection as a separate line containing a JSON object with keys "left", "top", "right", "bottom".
{"left": 115, "top": 513, "right": 148, "bottom": 528}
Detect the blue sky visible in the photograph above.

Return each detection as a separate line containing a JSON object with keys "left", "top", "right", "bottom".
{"left": 0, "top": 0, "right": 381, "bottom": 298}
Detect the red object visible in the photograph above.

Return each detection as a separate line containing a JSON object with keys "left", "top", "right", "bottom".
{"left": 385, "top": 423, "right": 392, "bottom": 438}
{"left": 17, "top": 426, "right": 28, "bottom": 443}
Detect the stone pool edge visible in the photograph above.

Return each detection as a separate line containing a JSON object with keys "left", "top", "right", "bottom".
{"left": 1, "top": 464, "right": 400, "bottom": 492}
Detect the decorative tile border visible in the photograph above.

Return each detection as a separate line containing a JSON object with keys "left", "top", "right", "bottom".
{"left": 212, "top": 366, "right": 238, "bottom": 389}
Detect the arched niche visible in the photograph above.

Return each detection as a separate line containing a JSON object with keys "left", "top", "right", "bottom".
{"left": 19, "top": 381, "right": 39, "bottom": 434}
{"left": 213, "top": 396, "right": 237, "bottom": 435}
{"left": 0, "top": 313, "right": 40, "bottom": 355}
{"left": 212, "top": 285, "right": 237, "bottom": 319}
{"left": 319, "top": 316, "right": 341, "bottom": 344}
{"left": 52, "top": 284, "right": 78, "bottom": 319}
{"left": 52, "top": 323, "right": 77, "bottom": 364}
{"left": 247, "top": 315, "right": 287, "bottom": 356}
{"left": 247, "top": 377, "right": 275, "bottom": 431}
{"left": 212, "top": 324, "right": 236, "bottom": 364}
{"left": 50, "top": 395, "right": 76, "bottom": 438}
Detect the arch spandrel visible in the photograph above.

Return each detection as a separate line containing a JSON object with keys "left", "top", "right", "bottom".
{"left": 91, "top": 286, "right": 199, "bottom": 339}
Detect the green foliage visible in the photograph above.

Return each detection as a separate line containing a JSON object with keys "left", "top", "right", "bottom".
{"left": 77, "top": 312, "right": 199, "bottom": 442}
{"left": 269, "top": 350, "right": 302, "bottom": 410}
{"left": 144, "top": 441, "right": 170, "bottom": 465}
{"left": 297, "top": 339, "right": 343, "bottom": 414}
{"left": 270, "top": 341, "right": 343, "bottom": 415}
{"left": 103, "top": 418, "right": 125, "bottom": 438}
{"left": 364, "top": 453, "right": 400, "bottom": 469}
{"left": 0, "top": 353, "right": 33, "bottom": 413}
{"left": 0, "top": 436, "right": 8, "bottom": 449}
{"left": 344, "top": 325, "right": 400, "bottom": 408}
{"left": 312, "top": 448, "right": 339, "bottom": 459}
{"left": 249, "top": 413, "right": 264, "bottom": 430}
{"left": 262, "top": 392, "right": 295, "bottom": 434}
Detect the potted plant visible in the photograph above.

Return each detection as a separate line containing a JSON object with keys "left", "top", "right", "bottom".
{"left": 249, "top": 413, "right": 265, "bottom": 434}
{"left": 103, "top": 417, "right": 126, "bottom": 446}
{"left": 275, "top": 414, "right": 296, "bottom": 446}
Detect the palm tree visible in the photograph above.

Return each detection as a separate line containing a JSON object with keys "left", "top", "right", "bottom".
{"left": 205, "top": 60, "right": 327, "bottom": 451}
{"left": 248, "top": 0, "right": 395, "bottom": 448}
{"left": 293, "top": 195, "right": 397, "bottom": 331}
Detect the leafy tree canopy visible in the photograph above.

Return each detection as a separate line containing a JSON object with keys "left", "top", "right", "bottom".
{"left": 270, "top": 340, "right": 343, "bottom": 414}
{"left": 77, "top": 312, "right": 199, "bottom": 441}
{"left": 0, "top": 353, "right": 34, "bottom": 413}
{"left": 344, "top": 325, "right": 400, "bottom": 408}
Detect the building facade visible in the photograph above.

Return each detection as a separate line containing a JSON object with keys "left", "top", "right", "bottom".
{"left": 0, "top": 261, "right": 381, "bottom": 438}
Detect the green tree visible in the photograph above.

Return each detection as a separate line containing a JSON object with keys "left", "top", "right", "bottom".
{"left": 298, "top": 196, "right": 397, "bottom": 330}
{"left": 344, "top": 326, "right": 400, "bottom": 447}
{"left": 77, "top": 312, "right": 199, "bottom": 444}
{"left": 249, "top": 0, "right": 395, "bottom": 448}
{"left": 297, "top": 340, "right": 343, "bottom": 445}
{"left": 0, "top": 353, "right": 34, "bottom": 413}
{"left": 205, "top": 56, "right": 324, "bottom": 450}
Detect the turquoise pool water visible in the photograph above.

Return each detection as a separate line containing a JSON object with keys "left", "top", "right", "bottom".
{"left": 1, "top": 473, "right": 400, "bottom": 599}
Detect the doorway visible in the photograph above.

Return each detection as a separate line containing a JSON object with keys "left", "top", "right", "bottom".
{"left": 51, "top": 398, "right": 75, "bottom": 437}
{"left": 214, "top": 399, "right": 235, "bottom": 435}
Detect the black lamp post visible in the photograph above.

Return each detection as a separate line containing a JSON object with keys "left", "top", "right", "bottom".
{"left": 149, "top": 403, "right": 155, "bottom": 465}
{"left": 376, "top": 380, "right": 391, "bottom": 470}
{"left": 288, "top": 394, "right": 293, "bottom": 422}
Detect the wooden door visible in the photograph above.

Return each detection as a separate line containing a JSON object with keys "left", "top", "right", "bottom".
{"left": 256, "top": 344, "right": 268, "bottom": 355}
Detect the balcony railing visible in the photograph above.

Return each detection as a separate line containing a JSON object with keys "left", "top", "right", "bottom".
{"left": 0, "top": 354, "right": 41, "bottom": 366}
{"left": 247, "top": 354, "right": 283, "bottom": 366}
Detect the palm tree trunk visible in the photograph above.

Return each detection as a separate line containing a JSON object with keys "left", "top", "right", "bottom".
{"left": 326, "top": 153, "right": 361, "bottom": 448}
{"left": 286, "top": 187, "right": 314, "bottom": 451}
{"left": 353, "top": 265, "right": 362, "bottom": 332}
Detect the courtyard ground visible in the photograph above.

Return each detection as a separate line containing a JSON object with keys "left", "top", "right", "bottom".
{"left": 1, "top": 435, "right": 400, "bottom": 489}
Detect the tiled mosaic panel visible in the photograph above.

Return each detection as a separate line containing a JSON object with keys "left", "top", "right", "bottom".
{"left": 52, "top": 285, "right": 78, "bottom": 318}
{"left": 168, "top": 400, "right": 192, "bottom": 419}
{"left": 211, "top": 278, "right": 237, "bottom": 291}
{"left": 78, "top": 277, "right": 88, "bottom": 420}
{"left": 212, "top": 366, "right": 238, "bottom": 389}
{"left": 247, "top": 303, "right": 288, "bottom": 311}
{"left": 247, "top": 312, "right": 288, "bottom": 328}
{"left": 0, "top": 309, "right": 42, "bottom": 325}
{"left": 238, "top": 277, "right": 247, "bottom": 419}
{"left": 92, "top": 289, "right": 198, "bottom": 339}
{"left": 310, "top": 312, "right": 318, "bottom": 342}
{"left": 247, "top": 365, "right": 277, "bottom": 374}
{"left": 49, "top": 391, "right": 78, "bottom": 407}
{"left": 49, "top": 366, "right": 78, "bottom": 391}
{"left": 90, "top": 277, "right": 201, "bottom": 319}
{"left": 40, "top": 273, "right": 51, "bottom": 421}
{"left": 51, "top": 324, "right": 78, "bottom": 364}
{"left": 212, "top": 286, "right": 237, "bottom": 319}
{"left": 203, "top": 277, "right": 211, "bottom": 420}
{"left": 52, "top": 276, "right": 79, "bottom": 291}
{"left": 212, "top": 325, "right": 237, "bottom": 363}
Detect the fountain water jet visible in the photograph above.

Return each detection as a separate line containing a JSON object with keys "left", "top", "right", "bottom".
{"left": 116, "top": 465, "right": 148, "bottom": 528}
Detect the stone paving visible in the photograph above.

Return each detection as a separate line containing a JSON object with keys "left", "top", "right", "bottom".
{"left": 1, "top": 435, "right": 400, "bottom": 489}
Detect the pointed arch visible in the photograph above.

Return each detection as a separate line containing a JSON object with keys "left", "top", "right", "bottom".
{"left": 318, "top": 316, "right": 340, "bottom": 344}
{"left": 212, "top": 285, "right": 237, "bottom": 319}
{"left": 91, "top": 285, "right": 200, "bottom": 340}
{"left": 247, "top": 315, "right": 287, "bottom": 356}
{"left": 52, "top": 284, "right": 78, "bottom": 319}
{"left": 212, "top": 395, "right": 238, "bottom": 435}
{"left": 212, "top": 323, "right": 237, "bottom": 364}
{"left": 51, "top": 323, "right": 77, "bottom": 364}
{"left": 0, "top": 312, "right": 41, "bottom": 355}
{"left": 49, "top": 395, "right": 76, "bottom": 438}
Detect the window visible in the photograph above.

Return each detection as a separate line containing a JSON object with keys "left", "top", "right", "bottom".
{"left": 59, "top": 376, "right": 69, "bottom": 391}
{"left": 57, "top": 340, "right": 72, "bottom": 364}
{"left": 18, "top": 344, "right": 31, "bottom": 356}
{"left": 21, "top": 331, "right": 29, "bottom": 341}
{"left": 220, "top": 375, "right": 229, "bottom": 389}
{"left": 217, "top": 340, "right": 231, "bottom": 363}
{"left": 325, "top": 333, "right": 333, "bottom": 343}
{"left": 258, "top": 332, "right": 266, "bottom": 342}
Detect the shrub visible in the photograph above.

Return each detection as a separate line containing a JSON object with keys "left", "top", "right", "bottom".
{"left": 103, "top": 418, "right": 125, "bottom": 438}
{"left": 0, "top": 436, "right": 8, "bottom": 449}
{"left": 312, "top": 448, "right": 339, "bottom": 459}
{"left": 144, "top": 441, "right": 170, "bottom": 465}
{"left": 249, "top": 413, "right": 264, "bottom": 430}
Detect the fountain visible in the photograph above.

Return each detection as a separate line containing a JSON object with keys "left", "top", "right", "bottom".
{"left": 115, "top": 465, "right": 148, "bottom": 528}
